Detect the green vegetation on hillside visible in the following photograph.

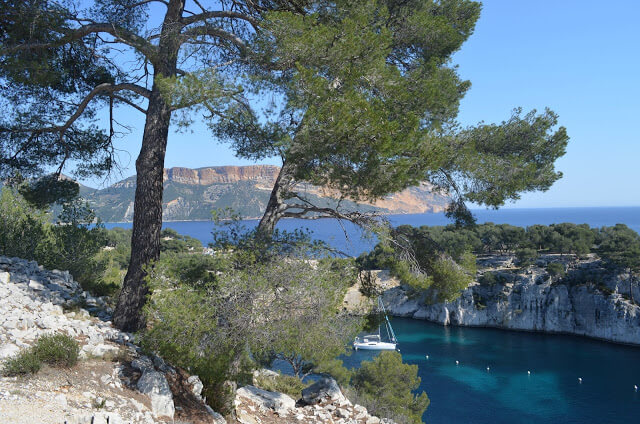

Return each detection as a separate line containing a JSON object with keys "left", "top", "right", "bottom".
{"left": 359, "top": 222, "right": 640, "bottom": 302}
{"left": 0, "top": 187, "right": 105, "bottom": 289}
{"left": 2, "top": 333, "right": 79, "bottom": 377}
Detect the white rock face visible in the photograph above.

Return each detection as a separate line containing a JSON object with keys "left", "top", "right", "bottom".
{"left": 236, "top": 386, "right": 296, "bottom": 416}
{"left": 136, "top": 370, "right": 175, "bottom": 419}
{"left": 382, "top": 255, "right": 640, "bottom": 345}
{"left": 235, "top": 379, "right": 395, "bottom": 424}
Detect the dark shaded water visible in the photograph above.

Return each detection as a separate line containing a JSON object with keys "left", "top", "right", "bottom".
{"left": 105, "top": 206, "right": 640, "bottom": 257}
{"left": 344, "top": 318, "right": 640, "bottom": 424}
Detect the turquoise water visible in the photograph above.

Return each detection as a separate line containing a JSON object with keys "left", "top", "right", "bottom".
{"left": 343, "top": 318, "right": 640, "bottom": 424}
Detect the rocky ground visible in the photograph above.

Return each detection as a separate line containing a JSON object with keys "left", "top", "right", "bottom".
{"left": 372, "top": 254, "right": 640, "bottom": 345}
{"left": 0, "top": 256, "right": 391, "bottom": 424}
{"left": 236, "top": 372, "right": 393, "bottom": 424}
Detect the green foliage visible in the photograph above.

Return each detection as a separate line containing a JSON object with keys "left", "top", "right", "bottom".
{"left": 351, "top": 351, "right": 429, "bottom": 424}
{"left": 47, "top": 199, "right": 106, "bottom": 286}
{"left": 313, "top": 358, "right": 353, "bottom": 387}
{"left": 32, "top": 333, "right": 79, "bottom": 367}
{"left": 358, "top": 222, "right": 640, "bottom": 302}
{"left": 0, "top": 187, "right": 50, "bottom": 260}
{"left": 478, "top": 271, "right": 497, "bottom": 286}
{"left": 142, "top": 256, "right": 360, "bottom": 407}
{"left": 1, "top": 350, "right": 41, "bottom": 376}
{"left": 598, "top": 224, "right": 640, "bottom": 272}
{"left": 18, "top": 175, "right": 80, "bottom": 209}
{"left": 516, "top": 248, "right": 538, "bottom": 267}
{"left": 546, "top": 262, "right": 566, "bottom": 277}
{"left": 209, "top": 0, "right": 568, "bottom": 228}
{"left": 1, "top": 333, "right": 79, "bottom": 376}
{"left": 254, "top": 372, "right": 311, "bottom": 399}
{"left": 429, "top": 253, "right": 476, "bottom": 302}
{"left": 160, "top": 228, "right": 202, "bottom": 254}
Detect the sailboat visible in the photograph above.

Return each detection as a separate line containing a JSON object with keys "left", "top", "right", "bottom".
{"left": 353, "top": 297, "right": 398, "bottom": 351}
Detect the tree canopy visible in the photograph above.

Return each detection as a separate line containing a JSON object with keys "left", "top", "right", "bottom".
{"left": 0, "top": 0, "right": 569, "bottom": 330}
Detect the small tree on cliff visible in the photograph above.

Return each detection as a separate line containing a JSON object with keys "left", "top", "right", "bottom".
{"left": 598, "top": 224, "right": 640, "bottom": 303}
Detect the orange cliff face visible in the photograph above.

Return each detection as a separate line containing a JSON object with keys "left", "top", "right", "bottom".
{"left": 163, "top": 165, "right": 280, "bottom": 185}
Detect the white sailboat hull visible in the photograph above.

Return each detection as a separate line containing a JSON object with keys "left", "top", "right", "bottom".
{"left": 353, "top": 341, "right": 397, "bottom": 351}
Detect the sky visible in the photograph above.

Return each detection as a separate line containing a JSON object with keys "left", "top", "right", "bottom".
{"left": 85, "top": 0, "right": 640, "bottom": 208}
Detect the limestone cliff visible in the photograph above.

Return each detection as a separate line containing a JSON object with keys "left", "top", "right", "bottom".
{"left": 369, "top": 254, "right": 640, "bottom": 345}
{"left": 83, "top": 165, "right": 450, "bottom": 222}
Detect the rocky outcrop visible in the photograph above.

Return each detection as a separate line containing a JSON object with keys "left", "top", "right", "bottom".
{"left": 235, "top": 376, "right": 394, "bottom": 424}
{"left": 164, "top": 165, "right": 280, "bottom": 186}
{"left": 379, "top": 254, "right": 640, "bottom": 345}
{"left": 1, "top": 256, "right": 392, "bottom": 424}
{"left": 0, "top": 256, "right": 222, "bottom": 424}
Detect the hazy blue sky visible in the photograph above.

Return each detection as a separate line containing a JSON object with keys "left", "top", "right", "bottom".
{"left": 89, "top": 0, "right": 640, "bottom": 208}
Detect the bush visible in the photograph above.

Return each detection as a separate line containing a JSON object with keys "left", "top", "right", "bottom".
{"left": 254, "top": 372, "right": 310, "bottom": 399}
{"left": 351, "top": 351, "right": 429, "bottom": 424}
{"left": 1, "top": 333, "right": 79, "bottom": 376}
{"left": 546, "top": 262, "right": 566, "bottom": 277}
{"left": 515, "top": 248, "right": 538, "bottom": 267}
{"left": 1, "top": 350, "right": 42, "bottom": 376}
{"left": 33, "top": 333, "right": 79, "bottom": 367}
{"left": 478, "top": 271, "right": 497, "bottom": 286}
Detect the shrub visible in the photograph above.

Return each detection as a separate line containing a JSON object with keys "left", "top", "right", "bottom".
{"left": 478, "top": 271, "right": 497, "bottom": 286}
{"left": 546, "top": 262, "right": 566, "bottom": 277}
{"left": 33, "top": 333, "right": 79, "bottom": 367}
{"left": 254, "top": 372, "right": 310, "bottom": 399}
{"left": 351, "top": 351, "right": 429, "bottom": 424}
{"left": 515, "top": 248, "right": 538, "bottom": 267}
{"left": 1, "top": 350, "right": 42, "bottom": 376}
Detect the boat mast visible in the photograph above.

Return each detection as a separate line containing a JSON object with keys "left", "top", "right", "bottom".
{"left": 378, "top": 297, "right": 397, "bottom": 343}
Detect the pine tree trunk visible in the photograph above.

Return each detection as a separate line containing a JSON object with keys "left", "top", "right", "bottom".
{"left": 112, "top": 86, "right": 171, "bottom": 331}
{"left": 256, "top": 162, "right": 295, "bottom": 238}
{"left": 113, "top": 0, "right": 184, "bottom": 331}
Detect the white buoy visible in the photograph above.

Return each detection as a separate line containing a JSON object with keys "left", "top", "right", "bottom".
{"left": 425, "top": 355, "right": 429, "bottom": 359}
{"left": 456, "top": 360, "right": 459, "bottom": 365}
{"left": 634, "top": 385, "right": 638, "bottom": 391}
{"left": 486, "top": 367, "right": 490, "bottom": 371}
{"left": 527, "top": 371, "right": 531, "bottom": 375}
{"left": 578, "top": 377, "right": 582, "bottom": 384}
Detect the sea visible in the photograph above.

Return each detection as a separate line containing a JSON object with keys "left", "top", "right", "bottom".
{"left": 104, "top": 206, "right": 640, "bottom": 423}
{"left": 106, "top": 206, "right": 640, "bottom": 257}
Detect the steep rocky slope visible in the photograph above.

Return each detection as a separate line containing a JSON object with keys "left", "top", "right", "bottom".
{"left": 83, "top": 165, "right": 449, "bottom": 222}
{"left": 0, "top": 256, "right": 391, "bottom": 424}
{"left": 354, "top": 255, "right": 640, "bottom": 345}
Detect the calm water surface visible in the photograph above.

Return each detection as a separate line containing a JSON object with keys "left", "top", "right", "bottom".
{"left": 344, "top": 318, "right": 640, "bottom": 424}
{"left": 105, "top": 206, "right": 640, "bottom": 256}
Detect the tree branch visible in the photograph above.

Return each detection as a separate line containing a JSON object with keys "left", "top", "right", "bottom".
{"left": 126, "top": 0, "right": 168, "bottom": 8}
{"left": 182, "top": 10, "right": 259, "bottom": 28}
{"left": 2, "top": 23, "right": 158, "bottom": 62}
{"left": 181, "top": 25, "right": 247, "bottom": 53}
{"left": 1, "top": 83, "right": 150, "bottom": 136}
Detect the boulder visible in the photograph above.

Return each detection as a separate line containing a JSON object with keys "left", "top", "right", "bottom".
{"left": 0, "top": 271, "right": 9, "bottom": 284}
{"left": 236, "top": 385, "right": 296, "bottom": 415}
{"left": 0, "top": 343, "right": 20, "bottom": 359}
{"left": 301, "top": 377, "right": 344, "bottom": 405}
{"left": 136, "top": 370, "right": 175, "bottom": 419}
{"left": 187, "top": 375, "right": 204, "bottom": 398}
{"left": 28, "top": 279, "right": 46, "bottom": 291}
